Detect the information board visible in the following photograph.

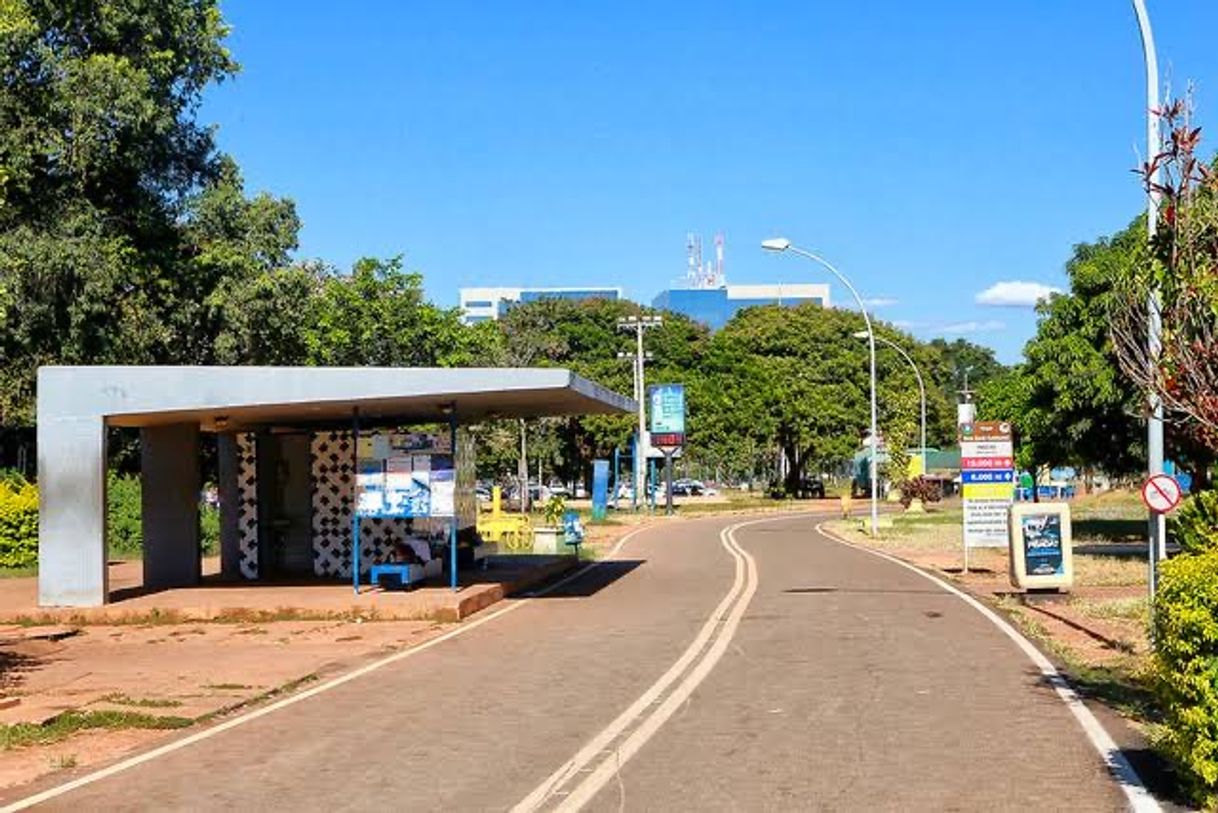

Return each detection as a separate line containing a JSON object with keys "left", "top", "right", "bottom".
{"left": 591, "top": 459, "right": 610, "bottom": 521}
{"left": 355, "top": 432, "right": 455, "bottom": 519}
{"left": 1008, "top": 503, "right": 1074, "bottom": 591}
{"left": 648, "top": 384, "right": 686, "bottom": 436}
{"left": 960, "top": 420, "right": 1014, "bottom": 549}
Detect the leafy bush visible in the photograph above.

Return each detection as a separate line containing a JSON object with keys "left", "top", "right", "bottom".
{"left": 1169, "top": 489, "right": 1218, "bottom": 555}
{"left": 107, "top": 472, "right": 143, "bottom": 555}
{"left": 0, "top": 469, "right": 29, "bottom": 488}
{"left": 0, "top": 480, "right": 38, "bottom": 568}
{"left": 542, "top": 495, "right": 566, "bottom": 527}
{"left": 1152, "top": 550, "right": 1218, "bottom": 807}
{"left": 199, "top": 503, "right": 219, "bottom": 556}
{"left": 899, "top": 476, "right": 943, "bottom": 508}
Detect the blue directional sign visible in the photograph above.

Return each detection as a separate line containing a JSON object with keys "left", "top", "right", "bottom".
{"left": 962, "top": 470, "right": 1014, "bottom": 484}
{"left": 648, "top": 384, "right": 686, "bottom": 435}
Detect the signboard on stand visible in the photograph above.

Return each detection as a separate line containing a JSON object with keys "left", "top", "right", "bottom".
{"left": 960, "top": 421, "right": 1014, "bottom": 558}
{"left": 648, "top": 384, "right": 685, "bottom": 515}
{"left": 356, "top": 433, "right": 455, "bottom": 519}
{"left": 1008, "top": 503, "right": 1074, "bottom": 591}
{"left": 591, "top": 459, "right": 610, "bottom": 521}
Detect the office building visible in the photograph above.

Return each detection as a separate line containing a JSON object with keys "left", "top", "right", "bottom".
{"left": 652, "top": 283, "right": 830, "bottom": 330}
{"left": 459, "top": 286, "right": 622, "bottom": 325}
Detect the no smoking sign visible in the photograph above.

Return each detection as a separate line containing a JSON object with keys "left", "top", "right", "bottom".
{"left": 1141, "top": 474, "right": 1183, "bottom": 514}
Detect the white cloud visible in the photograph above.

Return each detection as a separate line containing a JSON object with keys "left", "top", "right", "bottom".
{"left": 938, "top": 319, "right": 1006, "bottom": 335}
{"left": 975, "top": 280, "right": 1061, "bottom": 307}
{"left": 863, "top": 296, "right": 899, "bottom": 307}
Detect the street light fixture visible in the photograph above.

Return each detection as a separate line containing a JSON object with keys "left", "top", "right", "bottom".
{"left": 617, "top": 315, "right": 663, "bottom": 511}
{"left": 854, "top": 331, "right": 927, "bottom": 479}
{"left": 763, "top": 238, "right": 880, "bottom": 536}
{"left": 1131, "top": 0, "right": 1166, "bottom": 603}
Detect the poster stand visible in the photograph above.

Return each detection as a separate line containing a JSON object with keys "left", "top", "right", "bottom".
{"left": 351, "top": 406, "right": 460, "bottom": 594}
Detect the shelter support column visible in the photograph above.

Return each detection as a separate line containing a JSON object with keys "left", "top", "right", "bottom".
{"left": 38, "top": 415, "right": 108, "bottom": 607}
{"left": 217, "top": 432, "right": 242, "bottom": 579}
{"left": 141, "top": 423, "right": 201, "bottom": 589}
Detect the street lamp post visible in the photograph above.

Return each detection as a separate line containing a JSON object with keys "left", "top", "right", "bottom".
{"left": 855, "top": 331, "right": 927, "bottom": 478}
{"left": 1131, "top": 0, "right": 1166, "bottom": 604}
{"left": 617, "top": 347, "right": 653, "bottom": 510}
{"left": 763, "top": 238, "right": 880, "bottom": 536}
{"left": 617, "top": 315, "right": 663, "bottom": 511}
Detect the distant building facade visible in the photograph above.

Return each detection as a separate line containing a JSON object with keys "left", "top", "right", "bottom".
{"left": 651, "top": 283, "right": 830, "bottom": 330}
{"left": 459, "top": 286, "right": 622, "bottom": 325}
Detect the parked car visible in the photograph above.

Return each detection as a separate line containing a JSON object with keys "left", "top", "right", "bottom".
{"left": 671, "top": 479, "right": 707, "bottom": 496}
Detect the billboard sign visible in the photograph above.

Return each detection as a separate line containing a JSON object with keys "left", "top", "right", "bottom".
{"left": 960, "top": 420, "right": 1014, "bottom": 549}
{"left": 648, "top": 384, "right": 686, "bottom": 435}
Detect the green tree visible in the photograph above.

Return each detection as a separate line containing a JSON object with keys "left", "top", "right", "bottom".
{"left": 696, "top": 304, "right": 878, "bottom": 493}
{"left": 495, "top": 297, "right": 708, "bottom": 487}
{"left": 1016, "top": 223, "right": 1147, "bottom": 476}
{"left": 305, "top": 256, "right": 497, "bottom": 368}
{"left": 0, "top": 0, "right": 253, "bottom": 463}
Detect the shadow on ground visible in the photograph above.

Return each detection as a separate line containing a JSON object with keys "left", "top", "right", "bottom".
{"left": 0, "top": 649, "right": 42, "bottom": 694}
{"left": 526, "top": 560, "right": 644, "bottom": 599}
{"left": 1031, "top": 666, "right": 1190, "bottom": 809}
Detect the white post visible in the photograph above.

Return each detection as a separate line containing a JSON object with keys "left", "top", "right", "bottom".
{"left": 873, "top": 336, "right": 928, "bottom": 478}
{"left": 1132, "top": 0, "right": 1165, "bottom": 604}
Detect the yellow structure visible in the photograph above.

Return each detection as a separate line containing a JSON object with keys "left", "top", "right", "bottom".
{"left": 476, "top": 486, "right": 533, "bottom": 551}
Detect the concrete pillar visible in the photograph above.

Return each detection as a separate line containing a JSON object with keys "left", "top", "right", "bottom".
{"left": 140, "top": 423, "right": 201, "bottom": 589}
{"left": 38, "top": 415, "right": 108, "bottom": 607}
{"left": 217, "top": 432, "right": 241, "bottom": 579}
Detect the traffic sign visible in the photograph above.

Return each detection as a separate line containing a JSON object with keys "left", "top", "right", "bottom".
{"left": 1141, "top": 474, "right": 1183, "bottom": 514}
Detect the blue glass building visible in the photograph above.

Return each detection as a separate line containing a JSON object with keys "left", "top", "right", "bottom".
{"left": 652, "top": 284, "right": 829, "bottom": 330}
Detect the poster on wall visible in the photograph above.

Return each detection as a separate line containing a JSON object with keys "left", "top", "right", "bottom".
{"left": 356, "top": 433, "right": 455, "bottom": 518}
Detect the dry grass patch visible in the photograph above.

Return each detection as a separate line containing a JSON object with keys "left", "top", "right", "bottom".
{"left": 1074, "top": 554, "right": 1146, "bottom": 587}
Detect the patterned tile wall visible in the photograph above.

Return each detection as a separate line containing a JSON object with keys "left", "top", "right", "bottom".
{"left": 233, "top": 427, "right": 476, "bottom": 581}
{"left": 309, "top": 430, "right": 455, "bottom": 579}
{"left": 236, "top": 432, "right": 259, "bottom": 579}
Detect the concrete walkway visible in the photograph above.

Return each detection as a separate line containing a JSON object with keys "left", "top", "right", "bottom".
{"left": 4, "top": 513, "right": 1134, "bottom": 811}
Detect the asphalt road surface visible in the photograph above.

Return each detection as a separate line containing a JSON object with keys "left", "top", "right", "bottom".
{"left": 8, "top": 513, "right": 1135, "bottom": 811}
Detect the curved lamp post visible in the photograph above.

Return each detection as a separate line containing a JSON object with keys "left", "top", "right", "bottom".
{"left": 1131, "top": 0, "right": 1165, "bottom": 602}
{"left": 854, "top": 331, "right": 927, "bottom": 479}
{"left": 762, "top": 238, "right": 879, "bottom": 536}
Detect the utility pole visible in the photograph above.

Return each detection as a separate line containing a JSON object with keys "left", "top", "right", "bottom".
{"left": 617, "top": 314, "right": 663, "bottom": 511}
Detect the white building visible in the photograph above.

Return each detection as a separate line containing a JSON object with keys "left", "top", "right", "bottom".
{"left": 459, "top": 286, "right": 623, "bottom": 325}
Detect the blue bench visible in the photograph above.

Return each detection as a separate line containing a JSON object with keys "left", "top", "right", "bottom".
{"left": 369, "top": 563, "right": 414, "bottom": 589}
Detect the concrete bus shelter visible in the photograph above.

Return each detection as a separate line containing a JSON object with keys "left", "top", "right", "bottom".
{"left": 37, "top": 366, "right": 633, "bottom": 607}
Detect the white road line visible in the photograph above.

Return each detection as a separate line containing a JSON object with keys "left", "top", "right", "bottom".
{"left": 816, "top": 521, "right": 1162, "bottom": 813}
{"left": 1, "top": 527, "right": 650, "bottom": 813}
{"left": 514, "top": 515, "right": 772, "bottom": 813}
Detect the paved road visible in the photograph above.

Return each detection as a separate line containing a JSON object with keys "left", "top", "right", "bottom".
{"left": 9, "top": 513, "right": 1130, "bottom": 811}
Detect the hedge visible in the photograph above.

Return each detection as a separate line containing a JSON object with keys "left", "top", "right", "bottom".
{"left": 0, "top": 478, "right": 38, "bottom": 568}
{"left": 0, "top": 474, "right": 220, "bottom": 569}
{"left": 1153, "top": 549, "right": 1218, "bottom": 807}
{"left": 1169, "top": 489, "right": 1218, "bottom": 555}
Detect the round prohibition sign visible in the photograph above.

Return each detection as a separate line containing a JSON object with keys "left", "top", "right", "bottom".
{"left": 1141, "top": 473, "right": 1183, "bottom": 514}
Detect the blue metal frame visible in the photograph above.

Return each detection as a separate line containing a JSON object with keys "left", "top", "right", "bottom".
{"left": 350, "top": 406, "right": 461, "bottom": 595}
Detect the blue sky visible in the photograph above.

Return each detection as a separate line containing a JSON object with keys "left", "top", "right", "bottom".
{"left": 203, "top": 1, "right": 1218, "bottom": 362}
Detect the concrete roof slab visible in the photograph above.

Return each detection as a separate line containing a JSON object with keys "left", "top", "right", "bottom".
{"left": 38, "top": 366, "right": 634, "bottom": 430}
